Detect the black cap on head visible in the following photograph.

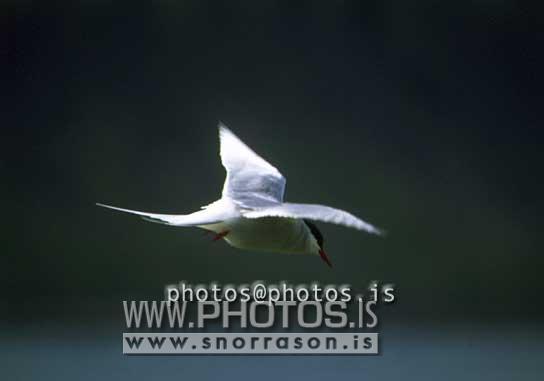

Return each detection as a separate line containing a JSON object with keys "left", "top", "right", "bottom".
{"left": 303, "top": 219, "right": 324, "bottom": 250}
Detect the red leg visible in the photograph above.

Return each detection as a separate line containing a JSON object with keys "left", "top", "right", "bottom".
{"left": 212, "top": 230, "right": 230, "bottom": 241}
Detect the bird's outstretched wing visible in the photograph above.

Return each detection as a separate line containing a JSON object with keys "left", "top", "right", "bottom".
{"left": 96, "top": 202, "right": 236, "bottom": 226}
{"left": 242, "top": 203, "right": 384, "bottom": 235}
{"left": 219, "top": 123, "right": 286, "bottom": 208}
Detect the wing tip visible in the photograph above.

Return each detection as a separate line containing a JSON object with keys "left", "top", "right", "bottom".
{"left": 218, "top": 121, "right": 238, "bottom": 147}
{"left": 218, "top": 121, "right": 231, "bottom": 136}
{"left": 368, "top": 225, "right": 387, "bottom": 237}
{"left": 96, "top": 202, "right": 124, "bottom": 213}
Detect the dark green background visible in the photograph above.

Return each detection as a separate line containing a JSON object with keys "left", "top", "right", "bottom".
{"left": 7, "top": 0, "right": 543, "bottom": 319}
{"left": 5, "top": 1, "right": 544, "bottom": 379}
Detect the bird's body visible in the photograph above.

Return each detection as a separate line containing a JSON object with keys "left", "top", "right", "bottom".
{"left": 202, "top": 216, "right": 317, "bottom": 255}
{"left": 97, "top": 123, "right": 384, "bottom": 267}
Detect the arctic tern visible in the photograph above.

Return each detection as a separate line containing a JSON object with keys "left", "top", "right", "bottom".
{"left": 97, "top": 123, "right": 384, "bottom": 267}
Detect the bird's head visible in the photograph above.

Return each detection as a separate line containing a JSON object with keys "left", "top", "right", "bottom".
{"left": 303, "top": 219, "right": 332, "bottom": 268}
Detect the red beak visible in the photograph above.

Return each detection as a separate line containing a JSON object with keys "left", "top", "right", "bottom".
{"left": 319, "top": 249, "right": 333, "bottom": 268}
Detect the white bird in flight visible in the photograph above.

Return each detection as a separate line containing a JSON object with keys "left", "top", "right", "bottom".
{"left": 97, "top": 123, "right": 384, "bottom": 267}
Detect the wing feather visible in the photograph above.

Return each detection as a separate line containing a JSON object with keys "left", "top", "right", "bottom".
{"left": 242, "top": 203, "right": 384, "bottom": 235}
{"left": 96, "top": 202, "right": 236, "bottom": 226}
{"left": 219, "top": 123, "right": 286, "bottom": 208}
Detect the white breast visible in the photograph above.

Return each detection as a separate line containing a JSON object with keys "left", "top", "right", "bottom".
{"left": 202, "top": 217, "right": 317, "bottom": 255}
